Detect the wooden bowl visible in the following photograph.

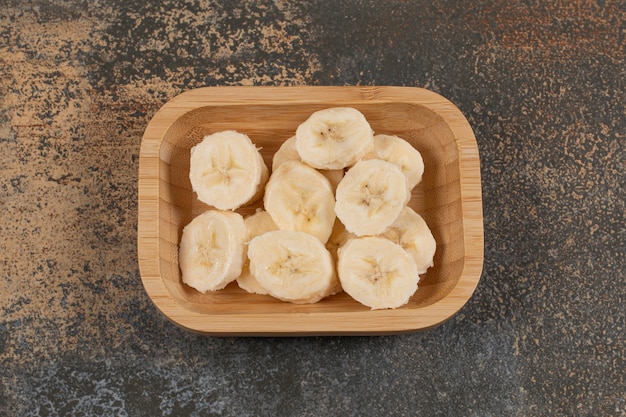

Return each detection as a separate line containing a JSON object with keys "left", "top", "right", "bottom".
{"left": 138, "top": 86, "right": 483, "bottom": 335}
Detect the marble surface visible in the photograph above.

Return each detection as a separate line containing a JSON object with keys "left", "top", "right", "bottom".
{"left": 1, "top": 1, "right": 624, "bottom": 416}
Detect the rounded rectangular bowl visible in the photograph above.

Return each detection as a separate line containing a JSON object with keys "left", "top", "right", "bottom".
{"left": 138, "top": 86, "right": 483, "bottom": 335}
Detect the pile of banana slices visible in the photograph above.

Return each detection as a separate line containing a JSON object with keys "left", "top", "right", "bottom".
{"left": 179, "top": 107, "right": 436, "bottom": 309}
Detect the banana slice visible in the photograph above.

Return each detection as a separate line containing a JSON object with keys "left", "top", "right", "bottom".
{"left": 319, "top": 168, "right": 345, "bottom": 193}
{"left": 178, "top": 210, "right": 246, "bottom": 293}
{"left": 335, "top": 159, "right": 409, "bottom": 236}
{"left": 273, "top": 135, "right": 345, "bottom": 191}
{"left": 264, "top": 160, "right": 336, "bottom": 243}
{"left": 237, "top": 210, "right": 278, "bottom": 295}
{"left": 378, "top": 207, "right": 436, "bottom": 275}
{"left": 272, "top": 135, "right": 301, "bottom": 171}
{"left": 337, "top": 236, "right": 419, "bottom": 309}
{"left": 365, "top": 134, "right": 425, "bottom": 190}
{"left": 325, "top": 218, "right": 356, "bottom": 262}
{"left": 247, "top": 230, "right": 338, "bottom": 304}
{"left": 295, "top": 107, "right": 374, "bottom": 170}
{"left": 189, "top": 130, "right": 269, "bottom": 210}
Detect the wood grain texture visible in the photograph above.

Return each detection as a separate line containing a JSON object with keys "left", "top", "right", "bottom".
{"left": 138, "top": 86, "right": 483, "bottom": 335}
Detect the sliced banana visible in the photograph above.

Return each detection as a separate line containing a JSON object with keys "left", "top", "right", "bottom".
{"left": 247, "top": 230, "right": 338, "bottom": 304}
{"left": 365, "top": 134, "right": 425, "bottom": 190}
{"left": 378, "top": 206, "right": 436, "bottom": 275}
{"left": 319, "top": 168, "right": 345, "bottom": 193}
{"left": 181, "top": 111, "right": 438, "bottom": 303}
{"left": 237, "top": 210, "right": 279, "bottom": 295}
{"left": 272, "top": 135, "right": 300, "bottom": 171}
{"left": 189, "top": 130, "right": 269, "bottom": 210}
{"left": 264, "top": 160, "right": 336, "bottom": 243}
{"left": 273, "top": 135, "right": 345, "bottom": 191}
{"left": 325, "top": 218, "right": 356, "bottom": 262}
{"left": 335, "top": 159, "right": 409, "bottom": 236}
{"left": 295, "top": 107, "right": 374, "bottom": 170}
{"left": 178, "top": 210, "right": 246, "bottom": 293}
{"left": 337, "top": 236, "right": 419, "bottom": 310}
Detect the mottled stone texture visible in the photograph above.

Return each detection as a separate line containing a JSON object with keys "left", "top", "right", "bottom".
{"left": 1, "top": 0, "right": 624, "bottom": 416}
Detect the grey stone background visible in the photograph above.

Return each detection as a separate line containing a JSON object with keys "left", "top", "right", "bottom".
{"left": 1, "top": 1, "right": 624, "bottom": 416}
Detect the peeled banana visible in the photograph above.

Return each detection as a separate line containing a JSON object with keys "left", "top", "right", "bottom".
{"left": 378, "top": 206, "right": 436, "bottom": 275}
{"left": 272, "top": 135, "right": 300, "bottom": 171}
{"left": 189, "top": 130, "right": 269, "bottom": 210}
{"left": 337, "top": 236, "right": 419, "bottom": 310}
{"left": 178, "top": 210, "right": 246, "bottom": 293}
{"left": 325, "top": 218, "right": 356, "bottom": 262}
{"left": 273, "top": 135, "right": 344, "bottom": 191}
{"left": 179, "top": 109, "right": 437, "bottom": 310}
{"left": 335, "top": 159, "right": 409, "bottom": 236}
{"left": 237, "top": 210, "right": 278, "bottom": 295}
{"left": 247, "top": 230, "right": 339, "bottom": 304}
{"left": 295, "top": 107, "right": 374, "bottom": 170}
{"left": 264, "top": 160, "right": 336, "bottom": 243}
{"left": 365, "top": 134, "right": 425, "bottom": 190}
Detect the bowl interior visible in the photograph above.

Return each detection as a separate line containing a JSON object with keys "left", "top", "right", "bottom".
{"left": 156, "top": 102, "right": 464, "bottom": 315}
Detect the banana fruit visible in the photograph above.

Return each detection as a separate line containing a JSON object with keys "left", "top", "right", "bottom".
{"left": 273, "top": 135, "right": 344, "bottom": 191}
{"left": 264, "top": 160, "right": 336, "bottom": 243}
{"left": 178, "top": 210, "right": 246, "bottom": 293}
{"left": 179, "top": 108, "right": 437, "bottom": 310}
{"left": 337, "top": 236, "right": 419, "bottom": 310}
{"left": 365, "top": 134, "right": 425, "bottom": 190}
{"left": 295, "top": 107, "right": 374, "bottom": 169}
{"left": 378, "top": 206, "right": 436, "bottom": 275}
{"left": 325, "top": 218, "right": 356, "bottom": 262}
{"left": 271, "top": 135, "right": 300, "bottom": 171}
{"left": 247, "top": 230, "right": 339, "bottom": 304}
{"left": 237, "top": 210, "right": 278, "bottom": 295}
{"left": 335, "top": 159, "right": 410, "bottom": 236}
{"left": 189, "top": 130, "right": 269, "bottom": 210}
